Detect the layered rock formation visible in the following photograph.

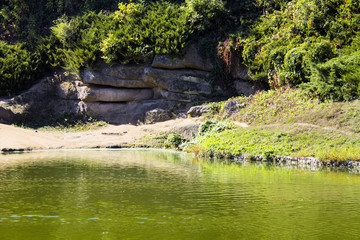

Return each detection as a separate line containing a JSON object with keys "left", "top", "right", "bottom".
{"left": 0, "top": 44, "right": 263, "bottom": 125}
{"left": 0, "top": 45, "right": 213, "bottom": 124}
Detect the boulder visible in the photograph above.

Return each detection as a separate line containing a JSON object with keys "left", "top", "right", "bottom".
{"left": 83, "top": 69, "right": 152, "bottom": 88}
{"left": 144, "top": 108, "right": 172, "bottom": 124}
{"left": 222, "top": 99, "right": 246, "bottom": 116}
{"left": 152, "top": 44, "right": 213, "bottom": 72}
{"left": 76, "top": 85, "right": 154, "bottom": 102}
{"left": 187, "top": 105, "right": 211, "bottom": 117}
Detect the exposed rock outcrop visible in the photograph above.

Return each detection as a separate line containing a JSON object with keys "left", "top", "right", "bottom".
{"left": 0, "top": 44, "right": 264, "bottom": 125}
{"left": 76, "top": 85, "right": 154, "bottom": 102}
{"left": 152, "top": 44, "right": 213, "bottom": 72}
{"left": 83, "top": 68, "right": 151, "bottom": 88}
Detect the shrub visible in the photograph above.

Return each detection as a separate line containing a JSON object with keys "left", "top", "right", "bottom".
{"left": 101, "top": 1, "right": 191, "bottom": 64}
{"left": 0, "top": 0, "right": 118, "bottom": 44}
{"left": 230, "top": 0, "right": 360, "bottom": 100}
{"left": 165, "top": 133, "right": 186, "bottom": 149}
{"left": 279, "top": 47, "right": 308, "bottom": 86}
{"left": 199, "top": 120, "right": 235, "bottom": 135}
{"left": 182, "top": 0, "right": 229, "bottom": 33}
{"left": 51, "top": 12, "right": 114, "bottom": 73}
{"left": 0, "top": 41, "right": 42, "bottom": 95}
{"left": 301, "top": 51, "right": 360, "bottom": 101}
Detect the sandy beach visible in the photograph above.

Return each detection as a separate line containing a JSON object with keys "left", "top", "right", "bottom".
{"left": 0, "top": 118, "right": 201, "bottom": 151}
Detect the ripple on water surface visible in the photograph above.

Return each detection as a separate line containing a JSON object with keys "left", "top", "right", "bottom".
{"left": 0, "top": 150, "right": 360, "bottom": 240}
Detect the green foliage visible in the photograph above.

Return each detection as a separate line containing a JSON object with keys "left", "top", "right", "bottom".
{"left": 233, "top": 0, "right": 360, "bottom": 100}
{"left": 101, "top": 1, "right": 191, "bottom": 64}
{"left": 165, "top": 133, "right": 186, "bottom": 149}
{"left": 1, "top": 0, "right": 228, "bottom": 95}
{"left": 199, "top": 120, "right": 235, "bottom": 136}
{"left": 212, "top": 88, "right": 320, "bottom": 125}
{"left": 51, "top": 12, "right": 114, "bottom": 73}
{"left": 0, "top": 41, "right": 42, "bottom": 95}
{"left": 0, "top": 0, "right": 118, "bottom": 44}
{"left": 300, "top": 37, "right": 360, "bottom": 101}
{"left": 186, "top": 125, "right": 360, "bottom": 161}
{"left": 182, "top": 0, "right": 229, "bottom": 33}
{"left": 50, "top": 0, "right": 227, "bottom": 69}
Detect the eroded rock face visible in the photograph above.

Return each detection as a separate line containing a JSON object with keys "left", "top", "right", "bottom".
{"left": 144, "top": 67, "right": 211, "bottom": 95}
{"left": 83, "top": 69, "right": 151, "bottom": 88}
{"left": 230, "top": 62, "right": 252, "bottom": 81}
{"left": 145, "top": 67, "right": 211, "bottom": 80}
{"left": 0, "top": 104, "right": 16, "bottom": 123}
{"left": 152, "top": 44, "right": 213, "bottom": 72}
{"left": 0, "top": 44, "right": 221, "bottom": 125}
{"left": 56, "top": 81, "right": 79, "bottom": 100}
{"left": 159, "top": 90, "right": 201, "bottom": 102}
{"left": 76, "top": 85, "right": 154, "bottom": 102}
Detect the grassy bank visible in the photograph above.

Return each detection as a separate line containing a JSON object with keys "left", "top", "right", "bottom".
{"left": 178, "top": 88, "right": 360, "bottom": 162}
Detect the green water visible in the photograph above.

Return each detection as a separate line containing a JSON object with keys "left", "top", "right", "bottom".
{"left": 0, "top": 150, "right": 360, "bottom": 240}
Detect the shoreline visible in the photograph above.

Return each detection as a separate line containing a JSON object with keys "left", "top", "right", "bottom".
{"left": 2, "top": 118, "right": 360, "bottom": 173}
{"left": 0, "top": 118, "right": 201, "bottom": 151}
{"left": 2, "top": 146, "right": 360, "bottom": 174}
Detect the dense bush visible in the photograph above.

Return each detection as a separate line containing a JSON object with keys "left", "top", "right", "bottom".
{"left": 231, "top": 0, "right": 360, "bottom": 101}
{"left": 0, "top": 0, "right": 119, "bottom": 44}
{"left": 101, "top": 1, "right": 191, "bottom": 64}
{"left": 165, "top": 133, "right": 186, "bottom": 149}
{"left": 52, "top": 0, "right": 228, "bottom": 69}
{"left": 51, "top": 11, "right": 114, "bottom": 73}
{"left": 0, "top": 41, "right": 42, "bottom": 95}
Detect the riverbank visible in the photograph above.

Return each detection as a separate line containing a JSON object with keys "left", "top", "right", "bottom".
{"left": 2, "top": 88, "right": 360, "bottom": 171}
{"left": 2, "top": 116, "right": 360, "bottom": 171}
{"left": 0, "top": 118, "right": 201, "bottom": 151}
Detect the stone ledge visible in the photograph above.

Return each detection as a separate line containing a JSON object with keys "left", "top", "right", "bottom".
{"left": 76, "top": 85, "right": 154, "bottom": 102}
{"left": 83, "top": 69, "right": 151, "bottom": 88}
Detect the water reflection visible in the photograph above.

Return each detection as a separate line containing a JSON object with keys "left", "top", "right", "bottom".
{"left": 0, "top": 150, "right": 360, "bottom": 240}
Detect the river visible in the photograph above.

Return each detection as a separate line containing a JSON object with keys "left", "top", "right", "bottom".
{"left": 0, "top": 150, "right": 359, "bottom": 239}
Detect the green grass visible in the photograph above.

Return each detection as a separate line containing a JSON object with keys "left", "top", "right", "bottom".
{"left": 209, "top": 88, "right": 321, "bottom": 125}
{"left": 185, "top": 125, "right": 360, "bottom": 161}
{"left": 187, "top": 88, "right": 360, "bottom": 162}
{"left": 206, "top": 88, "right": 360, "bottom": 134}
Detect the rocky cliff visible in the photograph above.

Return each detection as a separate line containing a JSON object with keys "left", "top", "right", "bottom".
{"left": 0, "top": 45, "right": 259, "bottom": 125}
